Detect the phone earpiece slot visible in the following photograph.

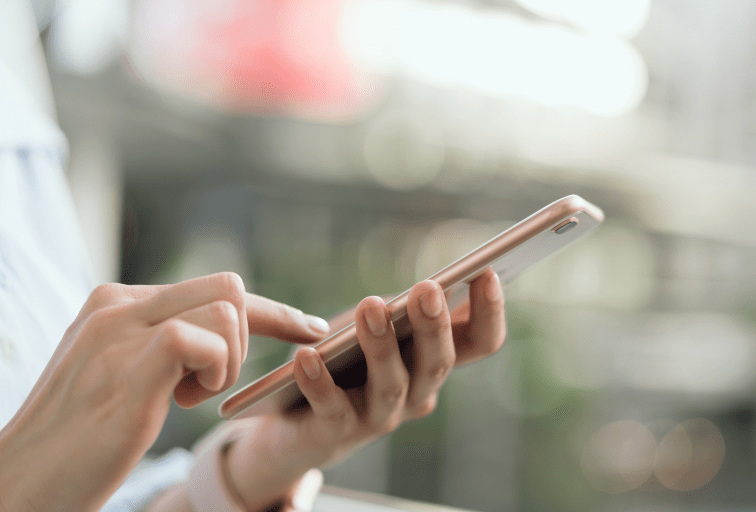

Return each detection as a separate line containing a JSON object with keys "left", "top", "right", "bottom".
{"left": 552, "top": 217, "right": 579, "bottom": 234}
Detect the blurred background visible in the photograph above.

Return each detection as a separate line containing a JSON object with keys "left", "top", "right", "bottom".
{"left": 29, "top": 0, "right": 756, "bottom": 509}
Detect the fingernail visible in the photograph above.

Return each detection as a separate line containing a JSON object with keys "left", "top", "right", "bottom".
{"left": 306, "top": 315, "right": 329, "bottom": 335}
{"left": 364, "top": 306, "right": 387, "bottom": 336}
{"left": 299, "top": 348, "right": 321, "bottom": 380}
{"left": 419, "top": 290, "right": 443, "bottom": 318}
{"left": 485, "top": 272, "right": 501, "bottom": 302}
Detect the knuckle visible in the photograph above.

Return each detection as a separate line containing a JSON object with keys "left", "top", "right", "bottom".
{"left": 372, "top": 416, "right": 400, "bottom": 437}
{"left": 379, "top": 381, "right": 408, "bottom": 406}
{"left": 485, "top": 329, "right": 507, "bottom": 356}
{"left": 384, "top": 419, "right": 401, "bottom": 435}
{"left": 323, "top": 407, "right": 356, "bottom": 441}
{"left": 157, "top": 319, "right": 186, "bottom": 354}
{"left": 87, "top": 305, "right": 117, "bottom": 324}
{"left": 81, "top": 305, "right": 123, "bottom": 338}
{"left": 223, "top": 271, "right": 246, "bottom": 293}
{"left": 428, "top": 359, "right": 453, "bottom": 381}
{"left": 487, "top": 288, "right": 505, "bottom": 310}
{"left": 209, "top": 300, "right": 238, "bottom": 325}
{"left": 274, "top": 301, "right": 295, "bottom": 322}
{"left": 436, "top": 315, "right": 453, "bottom": 334}
{"left": 326, "top": 405, "right": 352, "bottom": 426}
{"left": 414, "top": 396, "right": 438, "bottom": 418}
{"left": 216, "top": 272, "right": 246, "bottom": 303}
{"left": 88, "top": 283, "right": 124, "bottom": 307}
{"left": 373, "top": 411, "right": 403, "bottom": 436}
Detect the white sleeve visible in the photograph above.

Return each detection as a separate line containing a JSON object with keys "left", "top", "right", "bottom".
{"left": 101, "top": 449, "right": 195, "bottom": 512}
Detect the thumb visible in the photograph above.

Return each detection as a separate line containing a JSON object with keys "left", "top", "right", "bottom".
{"left": 246, "top": 294, "right": 329, "bottom": 343}
{"left": 281, "top": 469, "right": 324, "bottom": 512}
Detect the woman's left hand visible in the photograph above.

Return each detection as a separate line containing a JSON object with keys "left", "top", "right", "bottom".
{"left": 224, "top": 268, "right": 506, "bottom": 512}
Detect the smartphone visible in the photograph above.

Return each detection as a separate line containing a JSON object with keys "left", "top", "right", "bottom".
{"left": 220, "top": 195, "right": 604, "bottom": 420}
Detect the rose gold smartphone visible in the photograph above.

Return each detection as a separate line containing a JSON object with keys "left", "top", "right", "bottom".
{"left": 220, "top": 195, "right": 604, "bottom": 420}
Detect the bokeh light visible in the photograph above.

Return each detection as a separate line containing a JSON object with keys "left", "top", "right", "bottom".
{"left": 655, "top": 418, "right": 725, "bottom": 491}
{"left": 49, "top": 0, "right": 129, "bottom": 75}
{"left": 130, "top": 0, "right": 378, "bottom": 118}
{"left": 582, "top": 418, "right": 725, "bottom": 494}
{"left": 363, "top": 109, "right": 446, "bottom": 191}
{"left": 581, "top": 420, "right": 657, "bottom": 493}
{"left": 514, "top": 0, "right": 651, "bottom": 38}
{"left": 341, "top": 0, "right": 648, "bottom": 116}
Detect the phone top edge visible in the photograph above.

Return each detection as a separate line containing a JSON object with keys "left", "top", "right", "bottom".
{"left": 382, "top": 196, "right": 602, "bottom": 314}
{"left": 562, "top": 194, "right": 604, "bottom": 222}
{"left": 412, "top": 194, "right": 602, "bottom": 289}
{"left": 219, "top": 195, "right": 603, "bottom": 420}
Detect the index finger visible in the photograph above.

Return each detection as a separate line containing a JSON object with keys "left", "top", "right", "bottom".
{"left": 246, "top": 294, "right": 330, "bottom": 344}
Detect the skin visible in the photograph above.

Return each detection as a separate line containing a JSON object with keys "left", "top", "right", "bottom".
{"left": 0, "top": 272, "right": 329, "bottom": 512}
{"left": 0, "top": 269, "right": 505, "bottom": 512}
{"left": 150, "top": 268, "right": 506, "bottom": 512}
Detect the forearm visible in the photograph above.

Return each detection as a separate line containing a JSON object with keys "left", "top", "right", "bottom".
{"left": 0, "top": 421, "right": 115, "bottom": 512}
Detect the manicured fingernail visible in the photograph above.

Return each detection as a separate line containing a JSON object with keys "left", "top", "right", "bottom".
{"left": 419, "top": 290, "right": 443, "bottom": 318}
{"left": 485, "top": 272, "right": 501, "bottom": 302}
{"left": 364, "top": 306, "right": 387, "bottom": 336}
{"left": 306, "top": 315, "right": 329, "bottom": 335}
{"left": 299, "top": 348, "right": 321, "bottom": 380}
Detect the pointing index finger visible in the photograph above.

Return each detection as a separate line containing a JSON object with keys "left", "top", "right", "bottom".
{"left": 245, "top": 294, "right": 330, "bottom": 344}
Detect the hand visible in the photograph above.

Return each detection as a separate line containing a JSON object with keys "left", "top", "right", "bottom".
{"left": 224, "top": 268, "right": 506, "bottom": 511}
{"left": 0, "top": 272, "right": 328, "bottom": 512}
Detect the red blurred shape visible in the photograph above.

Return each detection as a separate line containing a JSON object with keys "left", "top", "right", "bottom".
{"left": 132, "top": 0, "right": 378, "bottom": 120}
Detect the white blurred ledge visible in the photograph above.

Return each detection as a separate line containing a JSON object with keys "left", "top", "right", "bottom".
{"left": 315, "top": 486, "right": 479, "bottom": 512}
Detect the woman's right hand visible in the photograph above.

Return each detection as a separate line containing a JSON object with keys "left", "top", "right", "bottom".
{"left": 0, "top": 272, "right": 329, "bottom": 512}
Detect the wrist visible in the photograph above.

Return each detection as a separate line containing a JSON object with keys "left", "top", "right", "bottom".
{"left": 218, "top": 441, "right": 250, "bottom": 509}
{"left": 187, "top": 419, "right": 298, "bottom": 512}
{"left": 226, "top": 426, "right": 313, "bottom": 511}
{"left": 226, "top": 437, "right": 303, "bottom": 512}
{"left": 186, "top": 419, "right": 318, "bottom": 512}
{"left": 186, "top": 427, "right": 248, "bottom": 512}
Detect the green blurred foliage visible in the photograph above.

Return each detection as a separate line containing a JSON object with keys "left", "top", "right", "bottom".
{"left": 507, "top": 301, "right": 599, "bottom": 512}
